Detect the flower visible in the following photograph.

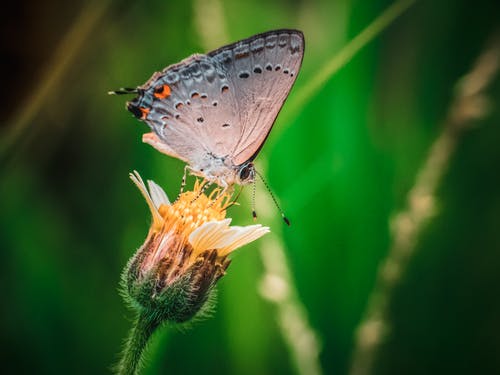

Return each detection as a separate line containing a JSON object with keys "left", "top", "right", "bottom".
{"left": 123, "top": 171, "right": 269, "bottom": 323}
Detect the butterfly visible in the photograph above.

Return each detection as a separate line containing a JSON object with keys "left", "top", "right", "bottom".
{"left": 111, "top": 29, "right": 304, "bottom": 189}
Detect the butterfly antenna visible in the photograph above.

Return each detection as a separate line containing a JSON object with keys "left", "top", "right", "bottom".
{"left": 254, "top": 170, "right": 290, "bottom": 226}
{"left": 252, "top": 178, "right": 257, "bottom": 221}
{"left": 108, "top": 87, "right": 138, "bottom": 95}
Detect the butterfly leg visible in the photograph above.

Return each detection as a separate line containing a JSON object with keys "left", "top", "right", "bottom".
{"left": 206, "top": 183, "right": 235, "bottom": 208}
{"left": 191, "top": 180, "right": 213, "bottom": 203}
{"left": 223, "top": 185, "right": 244, "bottom": 210}
{"left": 214, "top": 181, "right": 236, "bottom": 201}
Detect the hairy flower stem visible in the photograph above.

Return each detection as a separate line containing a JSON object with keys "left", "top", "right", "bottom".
{"left": 117, "top": 312, "right": 160, "bottom": 375}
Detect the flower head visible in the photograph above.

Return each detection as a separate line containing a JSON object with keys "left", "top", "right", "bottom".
{"left": 123, "top": 171, "right": 269, "bottom": 323}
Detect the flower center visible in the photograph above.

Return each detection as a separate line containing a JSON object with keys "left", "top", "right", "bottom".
{"left": 157, "top": 182, "right": 231, "bottom": 234}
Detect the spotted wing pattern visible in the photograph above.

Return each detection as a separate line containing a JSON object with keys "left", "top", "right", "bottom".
{"left": 209, "top": 30, "right": 304, "bottom": 165}
{"left": 127, "top": 29, "right": 304, "bottom": 168}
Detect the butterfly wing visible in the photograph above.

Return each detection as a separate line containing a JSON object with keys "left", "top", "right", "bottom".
{"left": 208, "top": 29, "right": 304, "bottom": 166}
{"left": 127, "top": 29, "right": 304, "bottom": 169}
{"left": 130, "top": 53, "right": 242, "bottom": 166}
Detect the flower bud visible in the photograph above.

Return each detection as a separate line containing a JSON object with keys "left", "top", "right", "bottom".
{"left": 122, "top": 171, "right": 269, "bottom": 323}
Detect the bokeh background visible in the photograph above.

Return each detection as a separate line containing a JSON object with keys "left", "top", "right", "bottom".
{"left": 1, "top": 0, "right": 500, "bottom": 374}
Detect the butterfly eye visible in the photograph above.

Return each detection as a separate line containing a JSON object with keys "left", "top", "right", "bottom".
{"left": 238, "top": 163, "right": 254, "bottom": 181}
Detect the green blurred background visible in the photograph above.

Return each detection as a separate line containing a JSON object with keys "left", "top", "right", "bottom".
{"left": 1, "top": 0, "right": 500, "bottom": 374}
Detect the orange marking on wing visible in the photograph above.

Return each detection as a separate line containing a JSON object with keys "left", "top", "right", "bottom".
{"left": 154, "top": 84, "right": 171, "bottom": 99}
{"left": 139, "top": 107, "right": 150, "bottom": 119}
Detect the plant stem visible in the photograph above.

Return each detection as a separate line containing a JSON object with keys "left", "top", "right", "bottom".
{"left": 258, "top": 233, "right": 323, "bottom": 375}
{"left": 117, "top": 312, "right": 160, "bottom": 375}
{"left": 348, "top": 37, "right": 500, "bottom": 375}
{"left": 275, "top": 0, "right": 416, "bottom": 141}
